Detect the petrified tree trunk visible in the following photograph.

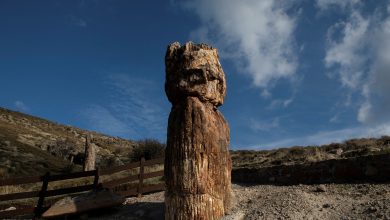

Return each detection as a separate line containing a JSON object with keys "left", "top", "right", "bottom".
{"left": 164, "top": 42, "right": 232, "bottom": 220}
{"left": 83, "top": 134, "right": 95, "bottom": 171}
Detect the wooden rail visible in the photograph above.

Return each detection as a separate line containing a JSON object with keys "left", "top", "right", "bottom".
{"left": 0, "top": 157, "right": 165, "bottom": 218}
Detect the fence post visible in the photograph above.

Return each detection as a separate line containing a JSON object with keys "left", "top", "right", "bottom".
{"left": 35, "top": 172, "right": 50, "bottom": 218}
{"left": 137, "top": 157, "right": 145, "bottom": 197}
{"left": 93, "top": 168, "right": 100, "bottom": 191}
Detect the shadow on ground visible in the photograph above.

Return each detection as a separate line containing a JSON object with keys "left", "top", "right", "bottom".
{"left": 85, "top": 202, "right": 164, "bottom": 220}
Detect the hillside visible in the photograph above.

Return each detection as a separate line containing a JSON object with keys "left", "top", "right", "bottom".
{"left": 231, "top": 137, "right": 390, "bottom": 169}
{"left": 2, "top": 106, "right": 390, "bottom": 179}
{"left": 0, "top": 107, "right": 137, "bottom": 178}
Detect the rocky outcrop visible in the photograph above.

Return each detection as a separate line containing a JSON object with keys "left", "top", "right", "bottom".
{"left": 83, "top": 134, "right": 96, "bottom": 171}
{"left": 232, "top": 153, "right": 390, "bottom": 185}
{"left": 0, "top": 107, "right": 137, "bottom": 177}
{"left": 164, "top": 42, "right": 232, "bottom": 219}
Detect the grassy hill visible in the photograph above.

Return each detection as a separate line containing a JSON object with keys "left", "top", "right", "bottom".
{"left": 232, "top": 137, "right": 390, "bottom": 169}
{"left": 0, "top": 107, "right": 137, "bottom": 178}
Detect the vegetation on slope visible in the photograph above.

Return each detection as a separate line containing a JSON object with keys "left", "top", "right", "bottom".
{"left": 232, "top": 136, "right": 390, "bottom": 169}
{"left": 0, "top": 107, "right": 165, "bottom": 178}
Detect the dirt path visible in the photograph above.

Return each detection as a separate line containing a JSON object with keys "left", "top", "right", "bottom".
{"left": 89, "top": 183, "right": 390, "bottom": 220}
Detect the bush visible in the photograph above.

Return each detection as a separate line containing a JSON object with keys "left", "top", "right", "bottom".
{"left": 131, "top": 139, "right": 165, "bottom": 162}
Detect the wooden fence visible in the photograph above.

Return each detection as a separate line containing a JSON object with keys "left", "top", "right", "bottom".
{"left": 0, "top": 157, "right": 165, "bottom": 218}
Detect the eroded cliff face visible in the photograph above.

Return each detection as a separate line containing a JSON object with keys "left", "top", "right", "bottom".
{"left": 164, "top": 42, "right": 232, "bottom": 220}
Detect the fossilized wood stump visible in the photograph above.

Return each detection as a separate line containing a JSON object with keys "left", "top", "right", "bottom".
{"left": 164, "top": 42, "right": 232, "bottom": 220}
{"left": 83, "top": 134, "right": 95, "bottom": 171}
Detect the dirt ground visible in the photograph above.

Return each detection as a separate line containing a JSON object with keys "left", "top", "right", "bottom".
{"left": 86, "top": 183, "right": 390, "bottom": 220}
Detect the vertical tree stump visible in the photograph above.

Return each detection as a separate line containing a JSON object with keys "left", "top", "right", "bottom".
{"left": 83, "top": 134, "right": 95, "bottom": 171}
{"left": 164, "top": 42, "right": 232, "bottom": 220}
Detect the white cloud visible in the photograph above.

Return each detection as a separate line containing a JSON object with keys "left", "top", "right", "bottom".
{"left": 267, "top": 96, "right": 294, "bottom": 109}
{"left": 359, "top": 13, "right": 390, "bottom": 124}
{"left": 323, "top": 2, "right": 390, "bottom": 126}
{"left": 325, "top": 10, "right": 369, "bottom": 89}
{"left": 14, "top": 101, "right": 28, "bottom": 112}
{"left": 182, "top": 0, "right": 299, "bottom": 92}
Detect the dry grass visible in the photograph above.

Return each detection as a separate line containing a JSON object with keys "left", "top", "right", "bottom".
{"left": 232, "top": 136, "right": 390, "bottom": 169}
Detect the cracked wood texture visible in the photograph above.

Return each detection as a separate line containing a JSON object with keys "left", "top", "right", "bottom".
{"left": 83, "top": 134, "right": 95, "bottom": 171}
{"left": 164, "top": 42, "right": 232, "bottom": 220}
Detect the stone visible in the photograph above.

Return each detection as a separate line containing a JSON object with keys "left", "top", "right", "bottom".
{"left": 83, "top": 134, "right": 95, "bottom": 171}
{"left": 42, "top": 189, "right": 125, "bottom": 218}
{"left": 164, "top": 41, "right": 232, "bottom": 220}
{"left": 315, "top": 184, "right": 327, "bottom": 192}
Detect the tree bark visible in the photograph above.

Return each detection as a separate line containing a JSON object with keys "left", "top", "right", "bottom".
{"left": 83, "top": 134, "right": 95, "bottom": 171}
{"left": 164, "top": 42, "right": 232, "bottom": 220}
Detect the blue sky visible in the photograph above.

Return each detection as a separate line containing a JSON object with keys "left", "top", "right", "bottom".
{"left": 1, "top": 0, "right": 390, "bottom": 149}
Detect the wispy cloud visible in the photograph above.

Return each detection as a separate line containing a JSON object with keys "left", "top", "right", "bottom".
{"left": 69, "top": 15, "right": 87, "bottom": 27}
{"left": 322, "top": 1, "right": 390, "bottom": 126}
{"left": 315, "top": 0, "right": 361, "bottom": 11}
{"left": 14, "top": 100, "right": 29, "bottom": 112}
{"left": 250, "top": 117, "right": 280, "bottom": 132}
{"left": 81, "top": 104, "right": 133, "bottom": 137}
{"left": 181, "top": 0, "right": 300, "bottom": 96}
{"left": 80, "top": 74, "right": 168, "bottom": 140}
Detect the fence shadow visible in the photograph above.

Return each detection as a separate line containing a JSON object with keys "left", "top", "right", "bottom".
{"left": 86, "top": 202, "right": 164, "bottom": 220}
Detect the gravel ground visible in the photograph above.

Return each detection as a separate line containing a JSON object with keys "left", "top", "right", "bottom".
{"left": 88, "top": 183, "right": 390, "bottom": 220}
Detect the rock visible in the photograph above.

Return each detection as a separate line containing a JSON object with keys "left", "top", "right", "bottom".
{"left": 164, "top": 42, "right": 232, "bottom": 220}
{"left": 315, "top": 184, "right": 327, "bottom": 192}
{"left": 368, "top": 206, "right": 377, "bottom": 212}
{"left": 0, "top": 206, "right": 16, "bottom": 212}
{"left": 42, "top": 190, "right": 125, "bottom": 218}
{"left": 221, "top": 211, "right": 246, "bottom": 220}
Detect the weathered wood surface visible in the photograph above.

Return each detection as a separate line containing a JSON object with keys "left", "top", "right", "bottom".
{"left": 83, "top": 134, "right": 96, "bottom": 171}
{"left": 42, "top": 190, "right": 125, "bottom": 218}
{"left": 164, "top": 42, "right": 232, "bottom": 220}
{"left": 0, "top": 175, "right": 41, "bottom": 186}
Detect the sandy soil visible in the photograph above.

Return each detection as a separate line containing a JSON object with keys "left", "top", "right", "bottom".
{"left": 88, "top": 183, "right": 390, "bottom": 220}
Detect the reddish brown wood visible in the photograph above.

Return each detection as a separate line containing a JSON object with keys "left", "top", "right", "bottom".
{"left": 142, "top": 183, "right": 165, "bottom": 194}
{"left": 93, "top": 168, "right": 100, "bottom": 190}
{"left": 100, "top": 161, "right": 139, "bottom": 175}
{"left": 0, "top": 175, "right": 41, "bottom": 186}
{"left": 0, "top": 190, "right": 40, "bottom": 201}
{"left": 44, "top": 184, "right": 95, "bottom": 197}
{"left": 143, "top": 157, "right": 164, "bottom": 166}
{"left": 0, "top": 157, "right": 166, "bottom": 219}
{"left": 143, "top": 170, "right": 164, "bottom": 179}
{"left": 164, "top": 42, "right": 232, "bottom": 219}
{"left": 48, "top": 170, "right": 96, "bottom": 182}
{"left": 35, "top": 172, "right": 49, "bottom": 217}
{"left": 102, "top": 174, "right": 139, "bottom": 189}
